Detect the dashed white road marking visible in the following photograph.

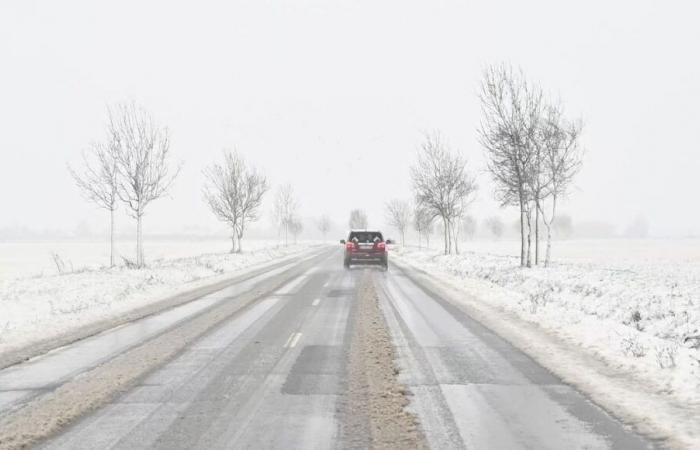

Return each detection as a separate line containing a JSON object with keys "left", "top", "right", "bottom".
{"left": 289, "top": 332, "right": 302, "bottom": 348}
{"left": 284, "top": 332, "right": 303, "bottom": 348}
{"left": 312, "top": 298, "right": 321, "bottom": 306}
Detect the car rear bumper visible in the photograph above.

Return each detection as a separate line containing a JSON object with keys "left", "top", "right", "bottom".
{"left": 345, "top": 254, "right": 387, "bottom": 265}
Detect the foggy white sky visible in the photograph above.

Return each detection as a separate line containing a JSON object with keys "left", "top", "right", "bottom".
{"left": 1, "top": 0, "right": 699, "bottom": 238}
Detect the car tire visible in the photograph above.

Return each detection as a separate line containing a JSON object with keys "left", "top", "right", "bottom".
{"left": 344, "top": 260, "right": 350, "bottom": 269}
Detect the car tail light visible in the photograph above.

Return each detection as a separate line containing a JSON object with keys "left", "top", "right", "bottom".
{"left": 377, "top": 242, "right": 386, "bottom": 251}
{"left": 345, "top": 242, "right": 355, "bottom": 251}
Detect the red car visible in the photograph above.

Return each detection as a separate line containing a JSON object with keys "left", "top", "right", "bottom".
{"left": 340, "top": 230, "right": 392, "bottom": 270}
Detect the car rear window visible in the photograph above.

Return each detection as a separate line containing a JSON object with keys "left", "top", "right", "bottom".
{"left": 348, "top": 231, "right": 383, "bottom": 243}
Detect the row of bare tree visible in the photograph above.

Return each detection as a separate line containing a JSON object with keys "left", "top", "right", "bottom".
{"left": 200, "top": 155, "right": 304, "bottom": 252}
{"left": 479, "top": 64, "right": 583, "bottom": 267}
{"left": 383, "top": 64, "right": 582, "bottom": 266}
{"left": 70, "top": 103, "right": 180, "bottom": 268}
{"left": 386, "top": 208, "right": 554, "bottom": 248}
{"left": 72, "top": 103, "right": 308, "bottom": 267}
{"left": 383, "top": 131, "right": 478, "bottom": 255}
{"left": 460, "top": 214, "right": 573, "bottom": 241}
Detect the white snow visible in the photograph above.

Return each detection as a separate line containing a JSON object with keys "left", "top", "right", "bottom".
{"left": 0, "top": 241, "right": 322, "bottom": 356}
{"left": 0, "top": 238, "right": 294, "bottom": 281}
{"left": 392, "top": 239, "right": 700, "bottom": 447}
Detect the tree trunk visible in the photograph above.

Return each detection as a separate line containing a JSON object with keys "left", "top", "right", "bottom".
{"left": 230, "top": 229, "right": 237, "bottom": 253}
{"left": 452, "top": 219, "right": 460, "bottom": 255}
{"left": 545, "top": 195, "right": 557, "bottom": 267}
{"left": 109, "top": 207, "right": 115, "bottom": 267}
{"left": 447, "top": 219, "right": 452, "bottom": 255}
{"left": 519, "top": 199, "right": 526, "bottom": 267}
{"left": 236, "top": 220, "right": 245, "bottom": 253}
{"left": 525, "top": 208, "right": 532, "bottom": 268}
{"left": 443, "top": 218, "right": 448, "bottom": 255}
{"left": 545, "top": 224, "right": 552, "bottom": 268}
{"left": 136, "top": 213, "right": 144, "bottom": 267}
{"left": 535, "top": 198, "right": 540, "bottom": 265}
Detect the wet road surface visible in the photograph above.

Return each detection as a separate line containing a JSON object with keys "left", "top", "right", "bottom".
{"left": 376, "top": 264, "right": 651, "bottom": 450}
{"left": 0, "top": 249, "right": 651, "bottom": 449}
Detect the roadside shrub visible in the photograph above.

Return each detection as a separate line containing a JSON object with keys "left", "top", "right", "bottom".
{"left": 620, "top": 334, "right": 646, "bottom": 358}
{"left": 527, "top": 289, "right": 552, "bottom": 314}
{"left": 50, "top": 252, "right": 74, "bottom": 275}
{"left": 121, "top": 256, "right": 139, "bottom": 269}
{"left": 654, "top": 345, "right": 677, "bottom": 369}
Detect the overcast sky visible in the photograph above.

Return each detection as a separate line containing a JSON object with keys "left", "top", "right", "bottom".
{"left": 1, "top": 0, "right": 698, "bottom": 238}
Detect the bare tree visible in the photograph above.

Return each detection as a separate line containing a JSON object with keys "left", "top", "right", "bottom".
{"left": 317, "top": 214, "right": 331, "bottom": 242}
{"left": 348, "top": 209, "right": 368, "bottom": 229}
{"left": 385, "top": 199, "right": 411, "bottom": 245}
{"left": 274, "top": 183, "right": 299, "bottom": 246}
{"left": 413, "top": 203, "right": 434, "bottom": 249}
{"left": 485, "top": 216, "right": 504, "bottom": 240}
{"left": 68, "top": 141, "right": 119, "bottom": 266}
{"left": 410, "top": 131, "right": 477, "bottom": 255}
{"left": 289, "top": 216, "right": 303, "bottom": 244}
{"left": 203, "top": 150, "right": 268, "bottom": 253}
{"left": 478, "top": 64, "right": 543, "bottom": 267}
{"left": 109, "top": 102, "right": 180, "bottom": 267}
{"left": 536, "top": 103, "right": 583, "bottom": 266}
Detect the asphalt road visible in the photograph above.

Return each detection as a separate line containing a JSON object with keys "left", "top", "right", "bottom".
{"left": 3, "top": 249, "right": 650, "bottom": 449}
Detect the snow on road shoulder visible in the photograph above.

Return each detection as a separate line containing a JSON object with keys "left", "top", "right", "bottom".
{"left": 392, "top": 245, "right": 700, "bottom": 448}
{"left": 0, "top": 243, "right": 324, "bottom": 357}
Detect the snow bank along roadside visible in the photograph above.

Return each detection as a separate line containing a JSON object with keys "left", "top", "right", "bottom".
{"left": 0, "top": 244, "right": 327, "bottom": 363}
{"left": 0, "top": 254, "right": 325, "bottom": 450}
{"left": 392, "top": 247, "right": 700, "bottom": 449}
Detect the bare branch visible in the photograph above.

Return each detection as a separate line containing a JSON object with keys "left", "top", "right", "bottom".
{"left": 385, "top": 199, "right": 411, "bottom": 245}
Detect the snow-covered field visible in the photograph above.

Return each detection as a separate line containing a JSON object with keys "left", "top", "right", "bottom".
{"left": 393, "top": 238, "right": 700, "bottom": 445}
{"left": 453, "top": 237, "right": 700, "bottom": 265}
{"left": 0, "top": 238, "right": 292, "bottom": 281}
{"left": 0, "top": 240, "right": 321, "bottom": 356}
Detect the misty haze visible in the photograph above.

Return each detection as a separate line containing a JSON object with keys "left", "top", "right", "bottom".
{"left": 0, "top": 1, "right": 698, "bottom": 449}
